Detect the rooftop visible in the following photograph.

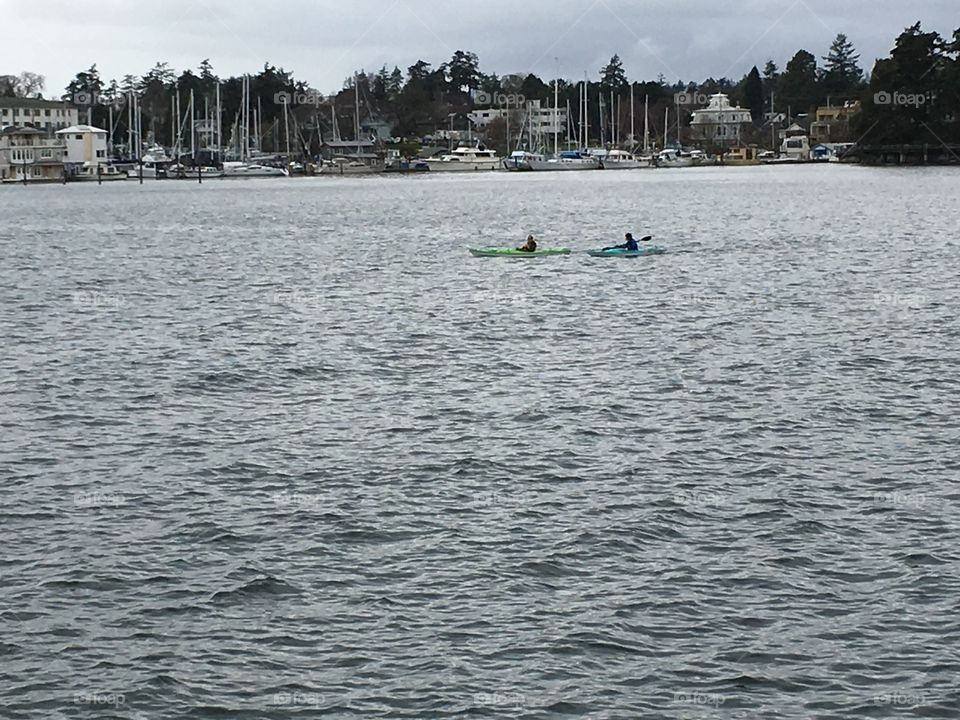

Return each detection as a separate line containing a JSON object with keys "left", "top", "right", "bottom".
{"left": 56, "top": 125, "right": 108, "bottom": 135}
{"left": 1, "top": 125, "right": 45, "bottom": 136}
{"left": 0, "top": 96, "right": 77, "bottom": 109}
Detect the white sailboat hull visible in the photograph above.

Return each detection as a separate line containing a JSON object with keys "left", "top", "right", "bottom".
{"left": 222, "top": 162, "right": 288, "bottom": 177}
{"left": 600, "top": 159, "right": 655, "bottom": 170}
{"left": 527, "top": 158, "right": 601, "bottom": 171}
{"left": 424, "top": 160, "right": 501, "bottom": 172}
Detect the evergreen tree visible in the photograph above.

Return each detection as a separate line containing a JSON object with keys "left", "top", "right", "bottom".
{"left": 742, "top": 66, "right": 764, "bottom": 124}
{"left": 65, "top": 64, "right": 103, "bottom": 102}
{"left": 762, "top": 60, "right": 779, "bottom": 98}
{"left": 821, "top": 33, "right": 863, "bottom": 97}
{"left": 856, "top": 22, "right": 953, "bottom": 143}
{"left": 372, "top": 66, "right": 389, "bottom": 103}
{"left": 447, "top": 50, "right": 481, "bottom": 92}
{"left": 778, "top": 50, "right": 819, "bottom": 115}
{"left": 387, "top": 67, "right": 404, "bottom": 97}
{"left": 600, "top": 54, "right": 628, "bottom": 90}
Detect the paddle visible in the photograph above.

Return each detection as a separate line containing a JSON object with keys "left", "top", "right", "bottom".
{"left": 601, "top": 235, "right": 652, "bottom": 252}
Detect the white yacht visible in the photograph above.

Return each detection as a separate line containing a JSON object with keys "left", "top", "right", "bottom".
{"left": 137, "top": 145, "right": 171, "bottom": 178}
{"left": 503, "top": 150, "right": 544, "bottom": 171}
{"left": 68, "top": 163, "right": 129, "bottom": 182}
{"left": 168, "top": 163, "right": 223, "bottom": 179}
{"left": 656, "top": 148, "right": 707, "bottom": 168}
{"left": 317, "top": 158, "right": 381, "bottom": 175}
{"left": 527, "top": 150, "right": 600, "bottom": 171}
{"left": 222, "top": 161, "right": 288, "bottom": 177}
{"left": 424, "top": 145, "right": 501, "bottom": 172}
{"left": 597, "top": 149, "right": 655, "bottom": 170}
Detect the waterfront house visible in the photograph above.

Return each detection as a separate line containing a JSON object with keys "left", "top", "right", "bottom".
{"left": 55, "top": 124, "right": 109, "bottom": 167}
{"left": 0, "top": 126, "right": 67, "bottom": 182}
{"left": 320, "top": 138, "right": 382, "bottom": 167}
{"left": 809, "top": 100, "right": 861, "bottom": 144}
{"left": 689, "top": 94, "right": 753, "bottom": 144}
{"left": 0, "top": 97, "right": 79, "bottom": 133}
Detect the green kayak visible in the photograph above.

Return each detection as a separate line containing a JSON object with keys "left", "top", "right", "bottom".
{"left": 469, "top": 247, "right": 572, "bottom": 257}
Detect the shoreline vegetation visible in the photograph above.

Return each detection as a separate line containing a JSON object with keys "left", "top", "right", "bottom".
{"left": 2, "top": 21, "right": 958, "bottom": 164}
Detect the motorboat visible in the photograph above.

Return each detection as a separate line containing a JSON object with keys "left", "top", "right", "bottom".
{"left": 656, "top": 148, "right": 707, "bottom": 168}
{"left": 424, "top": 145, "right": 501, "bottom": 172}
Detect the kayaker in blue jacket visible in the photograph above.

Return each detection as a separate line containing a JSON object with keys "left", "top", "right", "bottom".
{"left": 603, "top": 233, "right": 639, "bottom": 252}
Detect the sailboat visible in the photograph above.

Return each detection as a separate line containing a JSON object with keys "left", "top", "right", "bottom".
{"left": 223, "top": 75, "right": 288, "bottom": 177}
{"left": 318, "top": 76, "right": 382, "bottom": 175}
{"left": 528, "top": 80, "right": 599, "bottom": 171}
{"left": 599, "top": 89, "right": 655, "bottom": 169}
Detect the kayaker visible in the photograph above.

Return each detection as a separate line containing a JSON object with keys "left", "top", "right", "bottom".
{"left": 603, "top": 233, "right": 639, "bottom": 252}
{"left": 517, "top": 235, "right": 538, "bottom": 252}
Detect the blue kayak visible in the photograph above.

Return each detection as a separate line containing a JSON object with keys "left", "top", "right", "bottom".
{"left": 587, "top": 246, "right": 666, "bottom": 257}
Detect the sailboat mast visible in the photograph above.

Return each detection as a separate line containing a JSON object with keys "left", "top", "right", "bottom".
{"left": 241, "top": 76, "right": 247, "bottom": 160}
{"left": 175, "top": 88, "right": 181, "bottom": 162}
{"left": 283, "top": 93, "right": 291, "bottom": 158}
{"left": 257, "top": 96, "right": 262, "bottom": 153}
{"left": 355, "top": 76, "right": 360, "bottom": 155}
{"left": 584, "top": 79, "right": 590, "bottom": 147}
{"left": 133, "top": 95, "right": 143, "bottom": 162}
{"left": 664, "top": 106, "right": 669, "bottom": 148}
{"left": 675, "top": 93, "right": 681, "bottom": 145}
{"left": 616, "top": 94, "right": 621, "bottom": 147}
{"left": 553, "top": 78, "right": 559, "bottom": 157}
{"left": 215, "top": 82, "right": 221, "bottom": 154}
{"left": 578, "top": 82, "right": 583, "bottom": 148}
{"left": 610, "top": 90, "right": 617, "bottom": 144}
{"left": 599, "top": 93, "right": 605, "bottom": 146}
{"left": 630, "top": 84, "right": 635, "bottom": 150}
{"left": 190, "top": 89, "right": 195, "bottom": 161}
{"left": 643, "top": 95, "right": 649, "bottom": 153}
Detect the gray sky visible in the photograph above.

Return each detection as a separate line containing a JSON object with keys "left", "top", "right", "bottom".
{"left": 7, "top": 0, "right": 958, "bottom": 96}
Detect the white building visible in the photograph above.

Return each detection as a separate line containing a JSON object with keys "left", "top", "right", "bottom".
{"left": 689, "top": 93, "right": 753, "bottom": 143}
{"left": 469, "top": 100, "right": 567, "bottom": 137}
{"left": 0, "top": 97, "right": 79, "bottom": 133}
{"left": 55, "top": 125, "right": 109, "bottom": 167}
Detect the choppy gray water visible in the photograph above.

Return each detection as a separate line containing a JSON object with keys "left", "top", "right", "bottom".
{"left": 2, "top": 166, "right": 959, "bottom": 719}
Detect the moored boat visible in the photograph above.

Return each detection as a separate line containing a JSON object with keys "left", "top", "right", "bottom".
{"left": 425, "top": 145, "right": 501, "bottom": 172}
{"left": 222, "top": 161, "right": 288, "bottom": 177}
{"left": 597, "top": 149, "right": 655, "bottom": 170}
{"left": 657, "top": 148, "right": 707, "bottom": 168}
{"left": 317, "top": 158, "right": 381, "bottom": 175}
{"left": 527, "top": 151, "right": 600, "bottom": 171}
{"left": 503, "top": 150, "right": 544, "bottom": 171}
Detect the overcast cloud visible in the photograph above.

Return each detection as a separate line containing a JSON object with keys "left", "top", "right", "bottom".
{"left": 7, "top": 0, "right": 958, "bottom": 96}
